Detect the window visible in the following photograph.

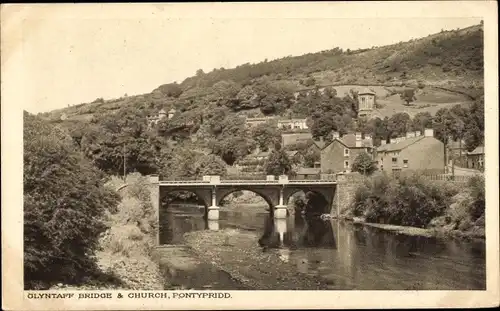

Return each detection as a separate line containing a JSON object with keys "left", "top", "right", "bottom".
{"left": 344, "top": 161, "right": 349, "bottom": 169}
{"left": 344, "top": 148, "right": 349, "bottom": 156}
{"left": 403, "top": 159, "right": 408, "bottom": 168}
{"left": 392, "top": 157, "right": 397, "bottom": 163}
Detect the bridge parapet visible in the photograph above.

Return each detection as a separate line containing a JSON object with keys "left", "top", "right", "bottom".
{"left": 159, "top": 180, "right": 210, "bottom": 185}
{"left": 158, "top": 177, "right": 337, "bottom": 185}
{"left": 288, "top": 180, "right": 337, "bottom": 184}
{"left": 220, "top": 180, "right": 279, "bottom": 184}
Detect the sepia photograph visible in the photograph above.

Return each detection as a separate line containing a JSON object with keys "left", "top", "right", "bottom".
{"left": 2, "top": 2, "right": 499, "bottom": 310}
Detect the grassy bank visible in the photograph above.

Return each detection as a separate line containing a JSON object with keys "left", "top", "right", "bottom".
{"left": 51, "top": 174, "right": 165, "bottom": 290}
{"left": 342, "top": 172, "right": 485, "bottom": 241}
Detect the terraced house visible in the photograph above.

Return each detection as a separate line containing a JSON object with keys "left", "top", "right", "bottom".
{"left": 375, "top": 129, "right": 445, "bottom": 174}
{"left": 318, "top": 132, "right": 374, "bottom": 173}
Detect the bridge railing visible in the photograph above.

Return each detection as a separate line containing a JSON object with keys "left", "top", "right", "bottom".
{"left": 288, "top": 179, "right": 337, "bottom": 183}
{"left": 223, "top": 174, "right": 270, "bottom": 180}
{"left": 220, "top": 179, "right": 279, "bottom": 184}
{"left": 159, "top": 180, "right": 210, "bottom": 184}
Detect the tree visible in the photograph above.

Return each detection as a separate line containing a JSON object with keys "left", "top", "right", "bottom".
{"left": 449, "top": 104, "right": 468, "bottom": 156}
{"left": 303, "top": 146, "right": 321, "bottom": 168}
{"left": 387, "top": 112, "right": 412, "bottom": 138}
{"left": 194, "top": 154, "right": 227, "bottom": 177}
{"left": 212, "top": 136, "right": 254, "bottom": 165}
{"left": 433, "top": 108, "right": 453, "bottom": 145}
{"left": 209, "top": 80, "right": 242, "bottom": 101}
{"left": 157, "top": 83, "right": 183, "bottom": 98}
{"left": 433, "top": 107, "right": 455, "bottom": 170}
{"left": 264, "top": 149, "right": 293, "bottom": 176}
{"left": 411, "top": 111, "right": 433, "bottom": 133}
{"left": 310, "top": 113, "right": 335, "bottom": 140}
{"left": 24, "top": 112, "right": 120, "bottom": 289}
{"left": 351, "top": 152, "right": 377, "bottom": 175}
{"left": 196, "top": 69, "right": 205, "bottom": 76}
{"left": 400, "top": 88, "right": 417, "bottom": 105}
{"left": 464, "top": 97, "right": 484, "bottom": 151}
{"left": 251, "top": 122, "right": 281, "bottom": 152}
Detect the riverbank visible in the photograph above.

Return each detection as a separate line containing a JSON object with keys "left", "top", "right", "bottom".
{"left": 184, "top": 229, "right": 328, "bottom": 290}
{"left": 344, "top": 172, "right": 485, "bottom": 242}
{"left": 340, "top": 216, "right": 485, "bottom": 241}
{"left": 51, "top": 174, "right": 165, "bottom": 290}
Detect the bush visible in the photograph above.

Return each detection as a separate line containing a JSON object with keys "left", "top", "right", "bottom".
{"left": 24, "top": 112, "right": 120, "bottom": 289}
{"left": 467, "top": 175, "right": 485, "bottom": 220}
{"left": 351, "top": 172, "right": 459, "bottom": 228}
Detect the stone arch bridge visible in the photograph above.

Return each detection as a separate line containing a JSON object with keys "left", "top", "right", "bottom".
{"left": 148, "top": 175, "right": 339, "bottom": 220}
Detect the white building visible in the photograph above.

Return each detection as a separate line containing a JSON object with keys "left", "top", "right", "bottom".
{"left": 277, "top": 118, "right": 308, "bottom": 130}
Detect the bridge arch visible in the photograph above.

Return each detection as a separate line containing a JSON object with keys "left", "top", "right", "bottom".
{"left": 159, "top": 187, "right": 212, "bottom": 209}
{"left": 284, "top": 187, "right": 335, "bottom": 215}
{"left": 216, "top": 187, "right": 278, "bottom": 210}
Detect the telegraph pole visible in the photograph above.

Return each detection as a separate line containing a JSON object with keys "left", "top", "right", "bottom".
{"left": 123, "top": 144, "right": 127, "bottom": 181}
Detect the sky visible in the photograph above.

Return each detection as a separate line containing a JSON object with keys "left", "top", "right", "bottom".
{"left": 1, "top": 3, "right": 484, "bottom": 113}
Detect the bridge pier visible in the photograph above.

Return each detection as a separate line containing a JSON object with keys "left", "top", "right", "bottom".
{"left": 208, "top": 187, "right": 220, "bottom": 220}
{"left": 274, "top": 186, "right": 287, "bottom": 218}
{"left": 207, "top": 219, "right": 219, "bottom": 231}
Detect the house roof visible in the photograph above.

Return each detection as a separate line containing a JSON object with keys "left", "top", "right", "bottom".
{"left": 296, "top": 167, "right": 321, "bottom": 175}
{"left": 359, "top": 87, "right": 375, "bottom": 96}
{"left": 168, "top": 108, "right": 176, "bottom": 113}
{"left": 468, "top": 146, "right": 484, "bottom": 155}
{"left": 377, "top": 136, "right": 424, "bottom": 152}
{"left": 313, "top": 139, "right": 327, "bottom": 149}
{"left": 320, "top": 133, "right": 373, "bottom": 150}
{"left": 158, "top": 109, "right": 166, "bottom": 114}
{"left": 286, "top": 150, "right": 298, "bottom": 157}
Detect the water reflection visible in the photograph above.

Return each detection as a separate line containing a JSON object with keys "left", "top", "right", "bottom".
{"left": 159, "top": 205, "right": 486, "bottom": 289}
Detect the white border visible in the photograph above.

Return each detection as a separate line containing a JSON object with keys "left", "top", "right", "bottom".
{"left": 2, "top": 2, "right": 499, "bottom": 310}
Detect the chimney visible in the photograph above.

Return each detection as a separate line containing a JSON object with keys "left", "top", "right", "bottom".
{"left": 319, "top": 136, "right": 324, "bottom": 142}
{"left": 415, "top": 130, "right": 421, "bottom": 136}
{"left": 355, "top": 132, "right": 362, "bottom": 141}
{"left": 355, "top": 140, "right": 362, "bottom": 147}
{"left": 390, "top": 138, "right": 397, "bottom": 144}
{"left": 332, "top": 131, "right": 340, "bottom": 139}
{"left": 424, "top": 128, "right": 434, "bottom": 137}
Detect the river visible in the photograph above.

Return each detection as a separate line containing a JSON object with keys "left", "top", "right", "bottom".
{"left": 157, "top": 205, "right": 486, "bottom": 290}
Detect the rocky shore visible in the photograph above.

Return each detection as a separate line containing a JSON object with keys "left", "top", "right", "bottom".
{"left": 184, "top": 229, "right": 329, "bottom": 290}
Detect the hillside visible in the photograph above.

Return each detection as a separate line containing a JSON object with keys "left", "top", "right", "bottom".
{"left": 36, "top": 23, "right": 484, "bottom": 178}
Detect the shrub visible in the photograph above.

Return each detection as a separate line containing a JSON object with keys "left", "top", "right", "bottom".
{"left": 468, "top": 175, "right": 485, "bottom": 220}
{"left": 351, "top": 172, "right": 459, "bottom": 228}
{"left": 24, "top": 112, "right": 120, "bottom": 289}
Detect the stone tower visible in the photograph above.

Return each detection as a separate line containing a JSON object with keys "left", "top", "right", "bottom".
{"left": 357, "top": 87, "right": 376, "bottom": 118}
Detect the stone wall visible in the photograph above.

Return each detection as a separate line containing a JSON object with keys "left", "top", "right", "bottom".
{"left": 331, "top": 174, "right": 364, "bottom": 216}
